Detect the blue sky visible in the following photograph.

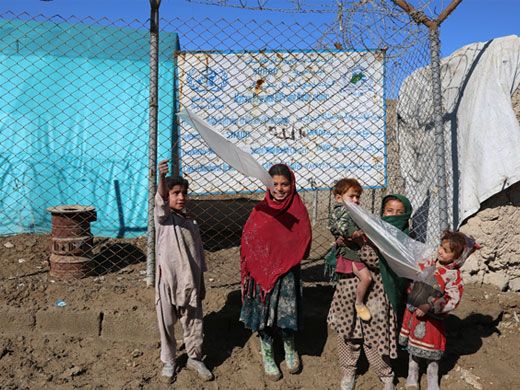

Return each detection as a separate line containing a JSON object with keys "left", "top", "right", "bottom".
{"left": 1, "top": 0, "right": 519, "bottom": 57}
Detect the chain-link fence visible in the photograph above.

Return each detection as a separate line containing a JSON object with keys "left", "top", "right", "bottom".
{"left": 0, "top": 5, "right": 439, "bottom": 284}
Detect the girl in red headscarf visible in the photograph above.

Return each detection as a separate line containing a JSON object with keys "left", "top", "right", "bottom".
{"left": 240, "top": 164, "right": 312, "bottom": 381}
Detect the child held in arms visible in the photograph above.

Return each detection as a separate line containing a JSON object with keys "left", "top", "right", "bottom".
{"left": 328, "top": 178, "right": 372, "bottom": 321}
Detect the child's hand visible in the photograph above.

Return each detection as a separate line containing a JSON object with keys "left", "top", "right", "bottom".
{"left": 415, "top": 303, "right": 431, "bottom": 318}
{"left": 352, "top": 230, "right": 367, "bottom": 246}
{"left": 336, "top": 236, "right": 347, "bottom": 246}
{"left": 158, "top": 159, "right": 169, "bottom": 177}
{"left": 336, "top": 236, "right": 356, "bottom": 247}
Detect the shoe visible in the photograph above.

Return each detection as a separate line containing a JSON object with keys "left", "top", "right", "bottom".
{"left": 405, "top": 355, "right": 420, "bottom": 389}
{"left": 283, "top": 335, "right": 300, "bottom": 374}
{"left": 161, "top": 362, "right": 176, "bottom": 383}
{"left": 426, "top": 361, "right": 439, "bottom": 390}
{"left": 380, "top": 376, "right": 395, "bottom": 390}
{"left": 260, "top": 337, "right": 281, "bottom": 381}
{"left": 405, "top": 376, "right": 420, "bottom": 390}
{"left": 382, "top": 381, "right": 396, "bottom": 390}
{"left": 187, "top": 358, "right": 214, "bottom": 381}
{"left": 355, "top": 304, "right": 371, "bottom": 321}
{"left": 340, "top": 375, "right": 355, "bottom": 390}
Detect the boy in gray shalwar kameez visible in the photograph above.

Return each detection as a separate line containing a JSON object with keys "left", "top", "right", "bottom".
{"left": 154, "top": 158, "right": 213, "bottom": 382}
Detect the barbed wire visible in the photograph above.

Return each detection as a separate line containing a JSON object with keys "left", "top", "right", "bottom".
{"left": 182, "top": 0, "right": 437, "bottom": 63}
{"left": 183, "top": 0, "right": 442, "bottom": 14}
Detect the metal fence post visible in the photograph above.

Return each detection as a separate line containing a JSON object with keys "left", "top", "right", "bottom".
{"left": 146, "top": 0, "right": 161, "bottom": 286}
{"left": 429, "top": 26, "right": 449, "bottom": 233}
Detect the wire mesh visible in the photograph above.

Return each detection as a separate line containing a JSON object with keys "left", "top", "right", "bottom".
{"left": 0, "top": 6, "right": 435, "bottom": 285}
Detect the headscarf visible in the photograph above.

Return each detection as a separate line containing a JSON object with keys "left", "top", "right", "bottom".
{"left": 240, "top": 166, "right": 312, "bottom": 299}
{"left": 380, "top": 194, "right": 413, "bottom": 234}
{"left": 378, "top": 194, "right": 413, "bottom": 317}
{"left": 443, "top": 232, "right": 480, "bottom": 270}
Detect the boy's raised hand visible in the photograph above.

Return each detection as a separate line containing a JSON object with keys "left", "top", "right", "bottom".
{"left": 157, "top": 159, "right": 170, "bottom": 199}
{"left": 158, "top": 159, "right": 169, "bottom": 178}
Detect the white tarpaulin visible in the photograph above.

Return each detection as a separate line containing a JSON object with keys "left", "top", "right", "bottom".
{"left": 177, "top": 108, "right": 275, "bottom": 192}
{"left": 344, "top": 202, "right": 435, "bottom": 282}
{"left": 397, "top": 35, "right": 520, "bottom": 244}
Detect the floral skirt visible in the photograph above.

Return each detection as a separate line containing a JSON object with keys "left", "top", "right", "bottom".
{"left": 399, "top": 307, "right": 445, "bottom": 361}
{"left": 240, "top": 266, "right": 302, "bottom": 333}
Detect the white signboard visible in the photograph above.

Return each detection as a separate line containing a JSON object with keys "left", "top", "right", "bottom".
{"left": 177, "top": 50, "right": 385, "bottom": 194}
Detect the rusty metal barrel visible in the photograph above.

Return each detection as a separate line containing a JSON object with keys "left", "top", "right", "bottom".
{"left": 46, "top": 205, "right": 97, "bottom": 278}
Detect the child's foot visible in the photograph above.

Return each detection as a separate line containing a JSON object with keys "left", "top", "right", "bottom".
{"left": 340, "top": 375, "right": 355, "bottom": 390}
{"left": 261, "top": 338, "right": 281, "bottom": 381}
{"left": 382, "top": 382, "right": 396, "bottom": 390}
{"left": 187, "top": 358, "right": 214, "bottom": 381}
{"left": 405, "top": 378, "right": 420, "bottom": 389}
{"left": 426, "top": 361, "right": 439, "bottom": 390}
{"left": 405, "top": 360, "right": 420, "bottom": 389}
{"left": 380, "top": 376, "right": 395, "bottom": 390}
{"left": 355, "top": 303, "right": 371, "bottom": 321}
{"left": 283, "top": 335, "right": 300, "bottom": 374}
{"left": 161, "top": 362, "right": 176, "bottom": 383}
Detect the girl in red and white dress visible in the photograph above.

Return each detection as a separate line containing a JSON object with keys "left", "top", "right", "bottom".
{"left": 399, "top": 230, "right": 479, "bottom": 390}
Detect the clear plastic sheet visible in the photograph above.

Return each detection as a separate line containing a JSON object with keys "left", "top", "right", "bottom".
{"left": 177, "top": 108, "right": 275, "bottom": 192}
{"left": 344, "top": 201, "right": 436, "bottom": 282}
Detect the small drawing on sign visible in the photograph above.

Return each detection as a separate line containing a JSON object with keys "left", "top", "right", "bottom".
{"left": 187, "top": 67, "right": 228, "bottom": 93}
{"left": 350, "top": 73, "right": 365, "bottom": 84}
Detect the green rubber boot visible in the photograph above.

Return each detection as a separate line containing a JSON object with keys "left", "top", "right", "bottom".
{"left": 283, "top": 334, "right": 300, "bottom": 374}
{"left": 261, "top": 337, "right": 281, "bottom": 381}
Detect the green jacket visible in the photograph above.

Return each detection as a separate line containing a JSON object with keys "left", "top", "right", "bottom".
{"left": 328, "top": 202, "right": 361, "bottom": 262}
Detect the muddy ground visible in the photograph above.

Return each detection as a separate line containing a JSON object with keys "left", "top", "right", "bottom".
{"left": 1, "top": 233, "right": 520, "bottom": 390}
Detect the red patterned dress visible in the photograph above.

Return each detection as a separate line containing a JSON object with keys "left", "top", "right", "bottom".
{"left": 399, "top": 257, "right": 464, "bottom": 361}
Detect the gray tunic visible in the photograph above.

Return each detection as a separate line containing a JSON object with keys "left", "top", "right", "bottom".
{"left": 154, "top": 192, "right": 207, "bottom": 307}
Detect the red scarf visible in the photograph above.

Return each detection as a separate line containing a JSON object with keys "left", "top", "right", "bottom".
{"left": 240, "top": 169, "right": 312, "bottom": 298}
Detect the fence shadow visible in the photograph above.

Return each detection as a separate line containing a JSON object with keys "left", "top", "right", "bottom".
{"left": 299, "top": 284, "right": 335, "bottom": 357}
{"left": 440, "top": 312, "right": 501, "bottom": 375}
{"left": 202, "top": 289, "right": 251, "bottom": 369}
{"left": 189, "top": 198, "right": 257, "bottom": 251}
{"left": 392, "top": 311, "right": 501, "bottom": 381}
{"left": 301, "top": 259, "right": 330, "bottom": 284}
{"left": 91, "top": 241, "right": 146, "bottom": 275}
{"left": 202, "top": 282, "right": 335, "bottom": 370}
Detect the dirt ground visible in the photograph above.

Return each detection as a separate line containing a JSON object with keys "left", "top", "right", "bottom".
{"left": 1, "top": 233, "right": 520, "bottom": 390}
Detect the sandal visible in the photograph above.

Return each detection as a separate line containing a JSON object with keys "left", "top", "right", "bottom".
{"left": 355, "top": 304, "right": 371, "bottom": 321}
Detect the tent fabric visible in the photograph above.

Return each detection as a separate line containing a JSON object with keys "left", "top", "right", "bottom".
{"left": 397, "top": 35, "right": 520, "bottom": 244}
{"left": 0, "top": 18, "right": 179, "bottom": 237}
